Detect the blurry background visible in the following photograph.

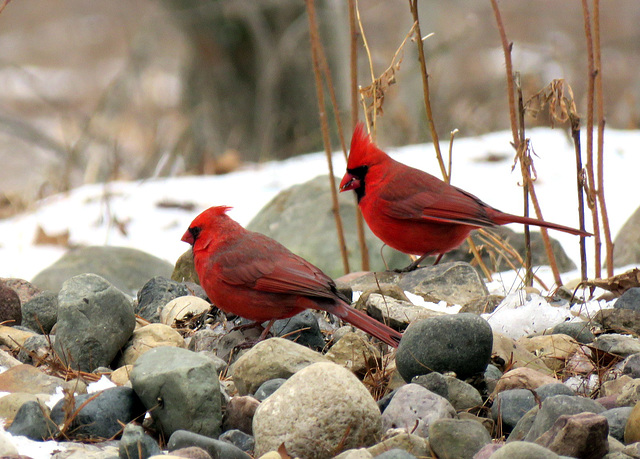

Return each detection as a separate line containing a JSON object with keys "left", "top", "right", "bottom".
{"left": 0, "top": 0, "right": 638, "bottom": 214}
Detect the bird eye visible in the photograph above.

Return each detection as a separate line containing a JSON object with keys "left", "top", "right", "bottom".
{"left": 189, "top": 226, "right": 201, "bottom": 240}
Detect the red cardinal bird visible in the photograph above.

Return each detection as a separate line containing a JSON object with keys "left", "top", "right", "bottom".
{"left": 340, "top": 123, "right": 590, "bottom": 270}
{"left": 181, "top": 206, "right": 402, "bottom": 347}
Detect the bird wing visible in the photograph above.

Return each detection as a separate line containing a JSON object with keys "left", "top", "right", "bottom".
{"left": 377, "top": 167, "right": 497, "bottom": 227}
{"left": 216, "top": 233, "right": 340, "bottom": 301}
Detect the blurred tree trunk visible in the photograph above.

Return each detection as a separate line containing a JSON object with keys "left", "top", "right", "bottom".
{"left": 160, "top": 0, "right": 345, "bottom": 170}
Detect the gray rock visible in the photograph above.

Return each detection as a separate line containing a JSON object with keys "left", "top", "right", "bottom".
{"left": 246, "top": 175, "right": 408, "bottom": 277}
{"left": 484, "top": 364, "right": 503, "bottom": 394}
{"left": 53, "top": 274, "right": 136, "bottom": 372}
{"left": 21, "top": 291, "right": 58, "bottom": 334}
{"left": 602, "top": 407, "right": 633, "bottom": 442}
{"left": 491, "top": 441, "right": 561, "bottom": 458}
{"left": 6, "top": 400, "right": 58, "bottom": 441}
{"left": 253, "top": 362, "right": 381, "bottom": 458}
{"left": 118, "top": 423, "right": 162, "bottom": 459}
{"left": 443, "top": 375, "right": 482, "bottom": 411}
{"left": 168, "top": 430, "right": 250, "bottom": 459}
{"left": 32, "top": 246, "right": 173, "bottom": 295}
{"left": 381, "top": 383, "right": 456, "bottom": 438}
{"left": 593, "top": 334, "right": 640, "bottom": 358}
{"left": 365, "top": 294, "right": 440, "bottom": 330}
{"left": 373, "top": 449, "right": 417, "bottom": 459}
{"left": 398, "top": 262, "right": 489, "bottom": 306}
{"left": 254, "top": 378, "right": 287, "bottom": 401}
{"left": 17, "top": 334, "right": 53, "bottom": 365}
{"left": 51, "top": 386, "right": 145, "bottom": 440}
{"left": 231, "top": 337, "right": 328, "bottom": 395}
{"left": 130, "top": 346, "right": 222, "bottom": 438}
{"left": 412, "top": 372, "right": 449, "bottom": 399}
{"left": 349, "top": 262, "right": 489, "bottom": 308}
{"left": 524, "top": 395, "right": 605, "bottom": 442}
{"left": 536, "top": 383, "right": 577, "bottom": 400}
{"left": 428, "top": 418, "right": 491, "bottom": 459}
{"left": 534, "top": 412, "right": 609, "bottom": 458}
{"left": 551, "top": 321, "right": 595, "bottom": 344}
{"left": 492, "top": 389, "right": 537, "bottom": 432}
{"left": 271, "top": 310, "right": 326, "bottom": 350}
{"left": 136, "top": 276, "right": 191, "bottom": 323}
{"left": 218, "top": 429, "right": 255, "bottom": 453}
{"left": 396, "top": 313, "right": 492, "bottom": 381}
{"left": 613, "top": 205, "right": 640, "bottom": 268}
{"left": 507, "top": 406, "right": 539, "bottom": 442}
{"left": 594, "top": 310, "right": 640, "bottom": 340}
{"left": 621, "top": 353, "right": 640, "bottom": 379}
{"left": 616, "top": 288, "right": 640, "bottom": 312}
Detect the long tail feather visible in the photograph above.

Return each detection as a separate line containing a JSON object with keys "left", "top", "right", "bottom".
{"left": 336, "top": 304, "right": 402, "bottom": 348}
{"left": 492, "top": 212, "right": 591, "bottom": 237}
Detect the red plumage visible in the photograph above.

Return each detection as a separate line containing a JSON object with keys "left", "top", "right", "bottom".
{"left": 181, "top": 206, "right": 402, "bottom": 347}
{"left": 340, "top": 123, "right": 589, "bottom": 265}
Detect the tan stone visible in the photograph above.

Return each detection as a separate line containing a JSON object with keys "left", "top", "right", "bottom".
{"left": 160, "top": 295, "right": 210, "bottom": 326}
{"left": 516, "top": 334, "right": 580, "bottom": 372}
{"left": 625, "top": 401, "right": 640, "bottom": 443}
{"left": 0, "top": 392, "right": 47, "bottom": 422}
{"left": 326, "top": 332, "right": 381, "bottom": 375}
{"left": 492, "top": 332, "right": 553, "bottom": 374}
{"left": 110, "top": 364, "right": 134, "bottom": 386}
{"left": 0, "top": 364, "right": 78, "bottom": 395}
{"left": 0, "top": 325, "right": 35, "bottom": 350}
{"left": 601, "top": 375, "right": 634, "bottom": 397}
{"left": 493, "top": 367, "right": 559, "bottom": 396}
{"left": 117, "top": 323, "right": 186, "bottom": 366}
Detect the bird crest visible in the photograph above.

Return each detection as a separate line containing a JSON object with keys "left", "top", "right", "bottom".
{"left": 347, "top": 122, "right": 388, "bottom": 169}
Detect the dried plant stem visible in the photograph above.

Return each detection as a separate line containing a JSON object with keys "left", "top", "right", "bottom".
{"left": 306, "top": 0, "right": 350, "bottom": 274}
{"left": 593, "top": 0, "right": 614, "bottom": 275}
{"left": 355, "top": 0, "right": 378, "bottom": 133}
{"left": 490, "top": 0, "right": 519, "bottom": 150}
{"left": 349, "top": 0, "right": 370, "bottom": 271}
{"left": 581, "top": 0, "right": 602, "bottom": 278}
{"left": 408, "top": 0, "right": 447, "bottom": 181}
{"left": 490, "top": 1, "right": 531, "bottom": 286}
{"left": 0, "top": 0, "right": 11, "bottom": 15}
{"left": 518, "top": 80, "right": 562, "bottom": 286}
{"left": 570, "top": 114, "right": 589, "bottom": 281}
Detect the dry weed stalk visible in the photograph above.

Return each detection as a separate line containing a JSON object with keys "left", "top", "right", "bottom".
{"left": 348, "top": 0, "right": 370, "bottom": 271}
{"left": 581, "top": 0, "right": 603, "bottom": 279}
{"left": 582, "top": 0, "right": 614, "bottom": 276}
{"left": 490, "top": 0, "right": 566, "bottom": 288}
{"left": 526, "top": 79, "right": 590, "bottom": 281}
{"left": 305, "top": 0, "right": 350, "bottom": 274}
{"left": 358, "top": 21, "right": 416, "bottom": 133}
{"left": 408, "top": 0, "right": 447, "bottom": 181}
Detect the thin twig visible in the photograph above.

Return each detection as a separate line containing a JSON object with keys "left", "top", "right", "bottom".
{"left": 581, "top": 0, "right": 602, "bottom": 277}
{"left": 569, "top": 114, "right": 589, "bottom": 281}
{"left": 349, "top": 0, "right": 370, "bottom": 271}
{"left": 306, "top": 0, "right": 350, "bottom": 274}
{"left": 408, "top": 0, "right": 446, "bottom": 181}
{"left": 490, "top": 0, "right": 519, "bottom": 151}
{"left": 593, "top": 0, "right": 613, "bottom": 275}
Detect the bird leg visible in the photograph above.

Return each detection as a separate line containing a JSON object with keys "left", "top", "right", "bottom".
{"left": 394, "top": 252, "right": 443, "bottom": 273}
{"left": 232, "top": 319, "right": 276, "bottom": 349}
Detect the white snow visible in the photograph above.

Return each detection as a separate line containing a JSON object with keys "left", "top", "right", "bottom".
{"left": 0, "top": 127, "right": 638, "bottom": 455}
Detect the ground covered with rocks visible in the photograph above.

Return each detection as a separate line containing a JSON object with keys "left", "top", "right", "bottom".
{"left": 0, "top": 244, "right": 640, "bottom": 459}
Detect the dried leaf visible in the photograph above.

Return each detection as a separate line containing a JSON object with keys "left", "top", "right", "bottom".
{"left": 580, "top": 268, "right": 640, "bottom": 297}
